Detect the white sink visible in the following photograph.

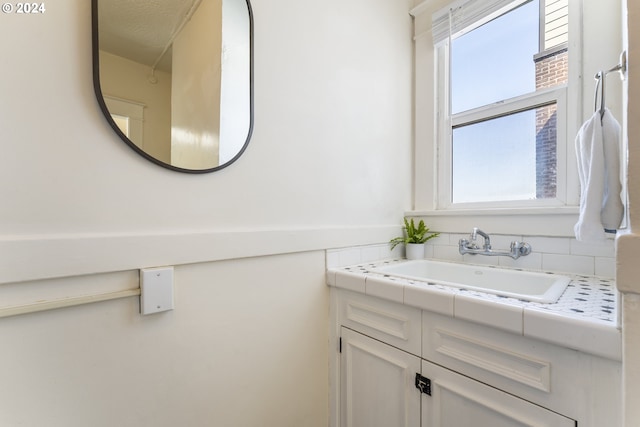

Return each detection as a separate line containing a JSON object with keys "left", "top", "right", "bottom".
{"left": 371, "top": 260, "right": 571, "bottom": 303}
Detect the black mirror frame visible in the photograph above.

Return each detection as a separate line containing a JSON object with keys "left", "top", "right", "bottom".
{"left": 91, "top": 0, "right": 254, "bottom": 174}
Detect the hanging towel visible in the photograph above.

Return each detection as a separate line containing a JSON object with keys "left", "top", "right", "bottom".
{"left": 574, "top": 108, "right": 624, "bottom": 241}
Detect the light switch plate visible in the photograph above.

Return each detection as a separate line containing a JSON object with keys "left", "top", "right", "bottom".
{"left": 140, "top": 267, "right": 174, "bottom": 315}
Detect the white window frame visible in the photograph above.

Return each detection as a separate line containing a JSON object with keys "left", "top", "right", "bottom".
{"left": 435, "top": 32, "right": 569, "bottom": 210}
{"left": 409, "top": 0, "right": 584, "bottom": 236}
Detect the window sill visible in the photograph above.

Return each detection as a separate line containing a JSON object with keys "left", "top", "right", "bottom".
{"left": 406, "top": 206, "right": 580, "bottom": 237}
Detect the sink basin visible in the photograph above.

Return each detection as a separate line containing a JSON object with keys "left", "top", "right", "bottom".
{"left": 371, "top": 260, "right": 571, "bottom": 303}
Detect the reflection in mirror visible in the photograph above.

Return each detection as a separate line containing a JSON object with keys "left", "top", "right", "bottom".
{"left": 92, "top": 0, "right": 253, "bottom": 173}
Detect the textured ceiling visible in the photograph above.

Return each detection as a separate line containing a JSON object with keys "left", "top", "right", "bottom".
{"left": 98, "top": 0, "right": 198, "bottom": 72}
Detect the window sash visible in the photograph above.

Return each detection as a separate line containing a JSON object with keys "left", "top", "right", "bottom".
{"left": 436, "top": 38, "right": 568, "bottom": 209}
{"left": 451, "top": 86, "right": 566, "bottom": 128}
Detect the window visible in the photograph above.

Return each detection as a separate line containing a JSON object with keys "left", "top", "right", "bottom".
{"left": 433, "top": 0, "right": 569, "bottom": 209}
{"left": 410, "top": 0, "right": 626, "bottom": 236}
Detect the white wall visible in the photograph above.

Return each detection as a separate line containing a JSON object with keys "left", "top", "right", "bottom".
{"left": 617, "top": 1, "right": 640, "bottom": 425}
{"left": 0, "top": 0, "right": 412, "bottom": 283}
{"left": 171, "top": 0, "right": 223, "bottom": 169}
{"left": 0, "top": 253, "right": 329, "bottom": 426}
{"left": 0, "top": 0, "right": 413, "bottom": 425}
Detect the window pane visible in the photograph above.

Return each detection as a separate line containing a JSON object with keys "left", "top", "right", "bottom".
{"left": 451, "top": 0, "right": 539, "bottom": 114}
{"left": 452, "top": 104, "right": 557, "bottom": 203}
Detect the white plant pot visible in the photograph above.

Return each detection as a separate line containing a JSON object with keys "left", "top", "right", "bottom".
{"left": 405, "top": 243, "right": 425, "bottom": 260}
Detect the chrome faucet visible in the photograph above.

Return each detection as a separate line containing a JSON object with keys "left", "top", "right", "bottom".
{"left": 471, "top": 227, "right": 491, "bottom": 250}
{"left": 459, "top": 228, "right": 532, "bottom": 260}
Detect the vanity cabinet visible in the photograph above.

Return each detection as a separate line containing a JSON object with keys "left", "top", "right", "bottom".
{"left": 340, "top": 327, "right": 420, "bottom": 427}
{"left": 420, "top": 359, "right": 573, "bottom": 426}
{"left": 340, "top": 328, "right": 574, "bottom": 427}
{"left": 333, "top": 289, "right": 621, "bottom": 427}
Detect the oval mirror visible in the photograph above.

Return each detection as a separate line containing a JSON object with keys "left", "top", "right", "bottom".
{"left": 92, "top": 0, "right": 253, "bottom": 173}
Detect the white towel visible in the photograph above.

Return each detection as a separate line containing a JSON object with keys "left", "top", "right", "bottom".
{"left": 574, "top": 108, "right": 624, "bottom": 241}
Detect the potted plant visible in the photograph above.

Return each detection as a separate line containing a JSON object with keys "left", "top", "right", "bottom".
{"left": 390, "top": 218, "right": 439, "bottom": 260}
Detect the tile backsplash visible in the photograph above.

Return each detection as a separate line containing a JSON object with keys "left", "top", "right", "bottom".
{"left": 327, "top": 233, "right": 616, "bottom": 278}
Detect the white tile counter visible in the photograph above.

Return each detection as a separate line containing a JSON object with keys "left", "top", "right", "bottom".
{"left": 327, "top": 258, "right": 621, "bottom": 361}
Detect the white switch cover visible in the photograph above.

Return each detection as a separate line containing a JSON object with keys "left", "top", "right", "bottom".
{"left": 140, "top": 267, "right": 174, "bottom": 315}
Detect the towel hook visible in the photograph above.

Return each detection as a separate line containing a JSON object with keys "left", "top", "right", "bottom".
{"left": 593, "top": 51, "right": 627, "bottom": 122}
{"left": 594, "top": 71, "right": 606, "bottom": 121}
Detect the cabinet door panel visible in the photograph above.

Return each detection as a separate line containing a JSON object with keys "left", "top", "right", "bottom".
{"left": 341, "top": 328, "right": 420, "bottom": 427}
{"left": 338, "top": 290, "right": 422, "bottom": 356}
{"left": 421, "top": 360, "right": 575, "bottom": 427}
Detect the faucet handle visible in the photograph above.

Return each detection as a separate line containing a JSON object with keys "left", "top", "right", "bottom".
{"left": 459, "top": 238, "right": 478, "bottom": 250}
{"left": 510, "top": 241, "right": 532, "bottom": 258}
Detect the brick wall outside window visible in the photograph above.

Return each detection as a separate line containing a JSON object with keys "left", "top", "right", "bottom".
{"left": 534, "top": 48, "right": 568, "bottom": 198}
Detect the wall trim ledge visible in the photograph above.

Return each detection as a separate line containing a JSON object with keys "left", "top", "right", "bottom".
{"left": 0, "top": 226, "right": 398, "bottom": 284}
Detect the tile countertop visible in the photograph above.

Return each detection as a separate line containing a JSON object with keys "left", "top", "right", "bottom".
{"left": 327, "top": 258, "right": 621, "bottom": 361}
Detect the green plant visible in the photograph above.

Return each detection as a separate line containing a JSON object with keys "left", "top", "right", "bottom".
{"left": 389, "top": 218, "right": 439, "bottom": 250}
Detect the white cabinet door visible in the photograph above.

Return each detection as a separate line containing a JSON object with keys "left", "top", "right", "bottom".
{"left": 340, "top": 327, "right": 421, "bottom": 427}
{"left": 420, "top": 359, "right": 575, "bottom": 427}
